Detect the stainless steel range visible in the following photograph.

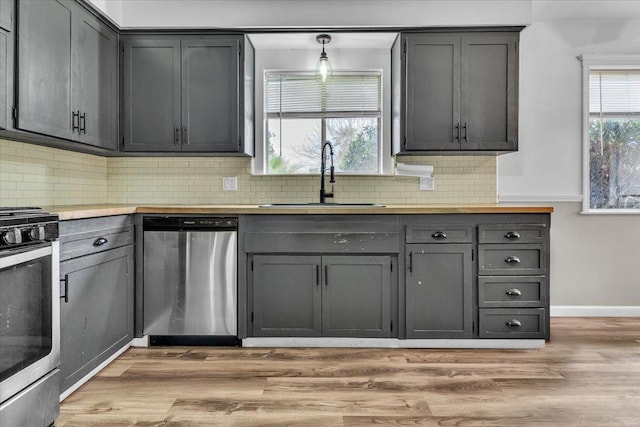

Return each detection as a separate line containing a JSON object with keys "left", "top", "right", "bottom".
{"left": 0, "top": 207, "right": 60, "bottom": 427}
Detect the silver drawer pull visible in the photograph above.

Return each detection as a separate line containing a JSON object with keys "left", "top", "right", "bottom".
{"left": 431, "top": 231, "right": 447, "bottom": 240}
{"left": 505, "top": 231, "right": 521, "bottom": 240}
{"left": 505, "top": 256, "right": 521, "bottom": 265}
{"left": 93, "top": 237, "right": 108, "bottom": 246}
{"left": 505, "top": 319, "right": 522, "bottom": 328}
{"left": 505, "top": 288, "right": 522, "bottom": 297}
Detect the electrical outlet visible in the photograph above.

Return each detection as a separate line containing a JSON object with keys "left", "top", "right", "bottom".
{"left": 420, "top": 176, "right": 434, "bottom": 191}
{"left": 222, "top": 177, "right": 237, "bottom": 191}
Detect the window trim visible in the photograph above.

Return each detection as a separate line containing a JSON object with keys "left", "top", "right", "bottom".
{"left": 262, "top": 70, "right": 384, "bottom": 176}
{"left": 252, "top": 46, "right": 394, "bottom": 176}
{"left": 580, "top": 55, "right": 640, "bottom": 213}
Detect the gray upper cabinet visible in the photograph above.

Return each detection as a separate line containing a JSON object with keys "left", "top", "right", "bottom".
{"left": 122, "top": 35, "right": 253, "bottom": 154}
{"left": 73, "top": 9, "right": 119, "bottom": 150}
{"left": 405, "top": 243, "right": 473, "bottom": 338}
{"left": 181, "top": 39, "right": 239, "bottom": 152}
{"left": 404, "top": 34, "right": 460, "bottom": 151}
{"left": 16, "top": 0, "right": 119, "bottom": 149}
{"left": 17, "top": 0, "right": 75, "bottom": 141}
{"left": 122, "top": 38, "right": 181, "bottom": 152}
{"left": 0, "top": 1, "right": 12, "bottom": 131}
{"left": 394, "top": 30, "right": 519, "bottom": 154}
{"left": 461, "top": 34, "right": 518, "bottom": 151}
{"left": 0, "top": 29, "right": 7, "bottom": 130}
{"left": 0, "top": 0, "right": 13, "bottom": 32}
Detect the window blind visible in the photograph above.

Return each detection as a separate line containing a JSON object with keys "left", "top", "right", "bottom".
{"left": 265, "top": 72, "right": 381, "bottom": 118}
{"left": 589, "top": 70, "right": 640, "bottom": 116}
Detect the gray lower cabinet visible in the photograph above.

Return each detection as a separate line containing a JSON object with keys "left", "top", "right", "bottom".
{"left": 122, "top": 35, "right": 253, "bottom": 154}
{"left": 393, "top": 31, "right": 519, "bottom": 154}
{"left": 59, "top": 245, "right": 134, "bottom": 393}
{"left": 252, "top": 255, "right": 322, "bottom": 337}
{"left": 16, "top": 0, "right": 118, "bottom": 149}
{"left": 405, "top": 244, "right": 473, "bottom": 338}
{"left": 477, "top": 223, "right": 549, "bottom": 339}
{"left": 251, "top": 254, "right": 393, "bottom": 337}
{"left": 58, "top": 215, "right": 134, "bottom": 394}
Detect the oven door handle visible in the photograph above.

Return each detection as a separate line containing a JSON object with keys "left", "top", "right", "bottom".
{"left": 0, "top": 245, "right": 52, "bottom": 269}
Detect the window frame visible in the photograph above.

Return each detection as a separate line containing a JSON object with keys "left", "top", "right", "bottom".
{"left": 580, "top": 55, "right": 640, "bottom": 214}
{"left": 263, "top": 70, "right": 384, "bottom": 176}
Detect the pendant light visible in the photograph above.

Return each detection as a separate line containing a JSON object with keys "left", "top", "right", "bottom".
{"left": 315, "top": 34, "right": 333, "bottom": 83}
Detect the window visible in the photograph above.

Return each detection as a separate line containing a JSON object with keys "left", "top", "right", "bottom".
{"left": 583, "top": 57, "right": 640, "bottom": 212}
{"left": 264, "top": 71, "right": 382, "bottom": 174}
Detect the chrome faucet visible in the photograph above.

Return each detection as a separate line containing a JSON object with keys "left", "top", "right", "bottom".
{"left": 320, "top": 141, "right": 335, "bottom": 204}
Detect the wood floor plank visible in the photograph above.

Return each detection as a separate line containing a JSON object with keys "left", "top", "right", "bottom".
{"left": 57, "top": 318, "right": 640, "bottom": 427}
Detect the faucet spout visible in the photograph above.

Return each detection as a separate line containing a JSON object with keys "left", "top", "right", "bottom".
{"left": 320, "top": 141, "right": 335, "bottom": 204}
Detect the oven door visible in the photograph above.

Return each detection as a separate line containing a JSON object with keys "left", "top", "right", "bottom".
{"left": 0, "top": 242, "right": 59, "bottom": 404}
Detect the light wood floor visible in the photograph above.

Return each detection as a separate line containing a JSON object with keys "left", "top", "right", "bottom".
{"left": 57, "top": 318, "right": 640, "bottom": 426}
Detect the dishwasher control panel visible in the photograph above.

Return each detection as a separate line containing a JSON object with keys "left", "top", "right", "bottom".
{"left": 179, "top": 218, "right": 237, "bottom": 228}
{"left": 144, "top": 216, "right": 238, "bottom": 231}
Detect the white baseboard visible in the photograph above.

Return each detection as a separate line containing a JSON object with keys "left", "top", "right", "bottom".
{"left": 551, "top": 305, "right": 640, "bottom": 317}
{"left": 60, "top": 342, "right": 131, "bottom": 402}
{"left": 130, "top": 335, "right": 150, "bottom": 347}
{"left": 243, "top": 337, "right": 545, "bottom": 349}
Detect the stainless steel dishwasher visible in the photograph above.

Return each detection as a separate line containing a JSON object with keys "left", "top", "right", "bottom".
{"left": 143, "top": 217, "right": 238, "bottom": 345}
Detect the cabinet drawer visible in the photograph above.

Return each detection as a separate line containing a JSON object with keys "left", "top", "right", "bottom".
{"left": 406, "top": 224, "right": 473, "bottom": 243}
{"left": 478, "top": 244, "right": 545, "bottom": 275}
{"left": 478, "top": 224, "right": 546, "bottom": 244}
{"left": 60, "top": 215, "right": 134, "bottom": 261}
{"left": 478, "top": 276, "right": 547, "bottom": 308}
{"left": 478, "top": 308, "right": 546, "bottom": 338}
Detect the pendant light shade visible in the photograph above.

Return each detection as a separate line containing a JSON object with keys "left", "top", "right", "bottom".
{"left": 315, "top": 34, "right": 333, "bottom": 83}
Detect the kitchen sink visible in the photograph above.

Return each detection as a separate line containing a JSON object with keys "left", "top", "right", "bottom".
{"left": 259, "top": 203, "right": 385, "bottom": 208}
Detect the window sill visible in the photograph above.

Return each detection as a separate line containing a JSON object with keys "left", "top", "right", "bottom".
{"left": 580, "top": 209, "right": 640, "bottom": 215}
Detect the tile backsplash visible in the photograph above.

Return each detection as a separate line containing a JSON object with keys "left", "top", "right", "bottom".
{"left": 0, "top": 139, "right": 108, "bottom": 207}
{"left": 1, "top": 139, "right": 497, "bottom": 207}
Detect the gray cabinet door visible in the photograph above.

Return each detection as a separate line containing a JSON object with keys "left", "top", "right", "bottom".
{"left": 461, "top": 34, "right": 518, "bottom": 151}
{"left": 0, "top": 29, "right": 6, "bottom": 130}
{"left": 122, "top": 38, "right": 181, "bottom": 152}
{"left": 17, "top": 0, "right": 75, "bottom": 140}
{"left": 321, "top": 255, "right": 392, "bottom": 337}
{"left": 73, "top": 9, "right": 118, "bottom": 150}
{"left": 251, "top": 255, "right": 322, "bottom": 337}
{"left": 59, "top": 245, "right": 134, "bottom": 393}
{"left": 181, "top": 38, "right": 240, "bottom": 152}
{"left": 406, "top": 244, "right": 472, "bottom": 338}
{"left": 404, "top": 34, "right": 461, "bottom": 151}
{"left": 0, "top": 0, "right": 13, "bottom": 32}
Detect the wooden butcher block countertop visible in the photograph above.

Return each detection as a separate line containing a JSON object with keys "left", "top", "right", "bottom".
{"left": 46, "top": 204, "right": 554, "bottom": 221}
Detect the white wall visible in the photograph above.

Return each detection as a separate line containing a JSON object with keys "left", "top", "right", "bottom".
{"left": 102, "top": 0, "right": 532, "bottom": 28}
{"left": 499, "top": 1, "right": 640, "bottom": 200}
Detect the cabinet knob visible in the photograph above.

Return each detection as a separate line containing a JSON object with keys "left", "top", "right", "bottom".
{"left": 93, "top": 237, "right": 108, "bottom": 247}
{"left": 505, "top": 231, "right": 521, "bottom": 240}
{"left": 505, "top": 319, "right": 522, "bottom": 329}
{"left": 431, "top": 231, "right": 447, "bottom": 240}
{"left": 505, "top": 288, "right": 522, "bottom": 297}
{"left": 505, "top": 256, "right": 521, "bottom": 265}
